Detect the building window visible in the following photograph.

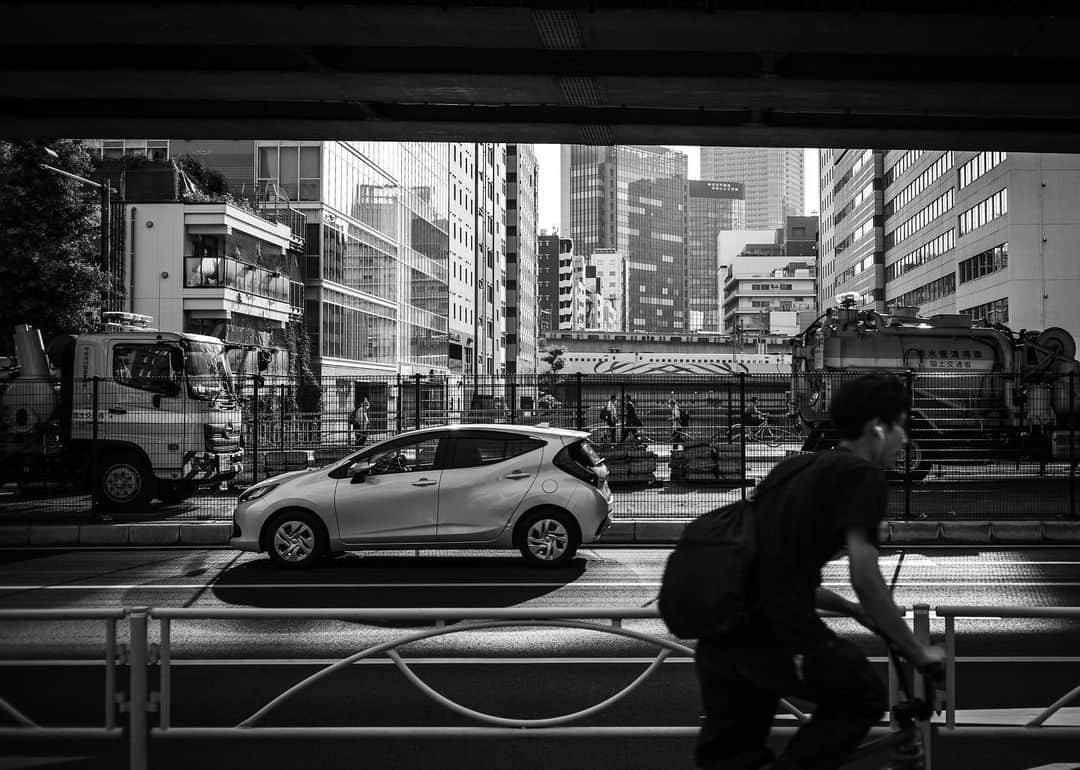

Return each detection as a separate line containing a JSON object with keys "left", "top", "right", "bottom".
{"left": 958, "top": 151, "right": 1007, "bottom": 189}
{"left": 958, "top": 242, "right": 1009, "bottom": 284}
{"left": 958, "top": 188, "right": 1008, "bottom": 236}
{"left": 960, "top": 297, "right": 1009, "bottom": 324}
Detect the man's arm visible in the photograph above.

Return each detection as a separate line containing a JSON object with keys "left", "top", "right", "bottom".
{"left": 815, "top": 587, "right": 865, "bottom": 620}
{"left": 846, "top": 527, "right": 938, "bottom": 668}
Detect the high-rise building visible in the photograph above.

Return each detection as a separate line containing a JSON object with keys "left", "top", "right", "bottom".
{"left": 536, "top": 232, "right": 564, "bottom": 336}
{"left": 700, "top": 148, "right": 804, "bottom": 230}
{"left": 506, "top": 144, "right": 539, "bottom": 374}
{"left": 687, "top": 181, "right": 746, "bottom": 332}
{"left": 563, "top": 145, "right": 689, "bottom": 332}
{"left": 823, "top": 149, "right": 1080, "bottom": 339}
{"left": 817, "top": 148, "right": 884, "bottom": 312}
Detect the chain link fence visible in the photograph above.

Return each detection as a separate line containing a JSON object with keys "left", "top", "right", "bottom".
{"left": 2, "top": 372, "right": 1076, "bottom": 523}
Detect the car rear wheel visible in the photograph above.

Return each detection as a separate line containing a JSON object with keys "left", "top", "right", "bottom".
{"left": 266, "top": 510, "right": 327, "bottom": 569}
{"left": 517, "top": 509, "right": 580, "bottom": 567}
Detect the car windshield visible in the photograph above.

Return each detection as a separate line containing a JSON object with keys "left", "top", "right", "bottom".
{"left": 183, "top": 341, "right": 235, "bottom": 401}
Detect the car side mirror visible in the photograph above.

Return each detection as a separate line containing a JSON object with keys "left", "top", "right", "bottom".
{"left": 350, "top": 461, "right": 372, "bottom": 483}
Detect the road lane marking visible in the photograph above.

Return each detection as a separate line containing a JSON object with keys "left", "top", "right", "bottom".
{"left": 3, "top": 581, "right": 1080, "bottom": 590}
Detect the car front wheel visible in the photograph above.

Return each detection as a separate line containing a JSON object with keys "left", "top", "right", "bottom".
{"left": 518, "top": 509, "right": 580, "bottom": 567}
{"left": 266, "top": 510, "right": 327, "bottom": 569}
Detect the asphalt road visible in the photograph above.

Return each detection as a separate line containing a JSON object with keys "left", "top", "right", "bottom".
{"left": 2, "top": 546, "right": 1079, "bottom": 770}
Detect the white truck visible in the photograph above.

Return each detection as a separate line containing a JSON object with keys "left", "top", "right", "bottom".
{"left": 0, "top": 313, "right": 243, "bottom": 510}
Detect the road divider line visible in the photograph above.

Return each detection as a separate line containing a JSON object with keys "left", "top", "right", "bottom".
{"left": 3, "top": 580, "right": 1080, "bottom": 590}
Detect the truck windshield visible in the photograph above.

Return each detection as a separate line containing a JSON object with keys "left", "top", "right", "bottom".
{"left": 183, "top": 341, "right": 235, "bottom": 402}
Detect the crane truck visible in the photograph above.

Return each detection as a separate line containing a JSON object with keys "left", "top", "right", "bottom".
{"left": 0, "top": 313, "right": 243, "bottom": 510}
{"left": 790, "top": 297, "right": 1080, "bottom": 479}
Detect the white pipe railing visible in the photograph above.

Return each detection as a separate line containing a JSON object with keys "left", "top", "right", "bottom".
{"left": 935, "top": 605, "right": 1080, "bottom": 730}
{"left": 2, "top": 604, "right": 1079, "bottom": 770}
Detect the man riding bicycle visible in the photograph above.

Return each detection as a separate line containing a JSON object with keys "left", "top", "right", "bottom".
{"left": 694, "top": 374, "right": 945, "bottom": 770}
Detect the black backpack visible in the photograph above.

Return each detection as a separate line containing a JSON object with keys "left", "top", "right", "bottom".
{"left": 658, "top": 455, "right": 815, "bottom": 639}
{"left": 658, "top": 498, "right": 756, "bottom": 639}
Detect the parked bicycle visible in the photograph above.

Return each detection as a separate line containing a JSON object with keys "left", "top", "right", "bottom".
{"left": 722, "top": 410, "right": 803, "bottom": 447}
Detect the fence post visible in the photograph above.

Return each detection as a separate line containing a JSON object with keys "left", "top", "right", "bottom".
{"left": 414, "top": 373, "right": 422, "bottom": 429}
{"left": 279, "top": 383, "right": 286, "bottom": 452}
{"left": 91, "top": 377, "right": 102, "bottom": 519}
{"left": 510, "top": 378, "right": 517, "bottom": 424}
{"left": 576, "top": 372, "right": 584, "bottom": 431}
{"left": 912, "top": 604, "right": 933, "bottom": 768}
{"left": 251, "top": 376, "right": 260, "bottom": 484}
{"left": 128, "top": 607, "right": 149, "bottom": 770}
{"left": 739, "top": 372, "right": 747, "bottom": 501}
{"left": 619, "top": 381, "right": 627, "bottom": 443}
{"left": 396, "top": 374, "right": 402, "bottom": 434}
{"left": 904, "top": 369, "right": 915, "bottom": 521}
{"left": 1071, "top": 372, "right": 1076, "bottom": 519}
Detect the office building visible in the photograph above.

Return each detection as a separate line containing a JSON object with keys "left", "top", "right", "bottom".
{"left": 562, "top": 145, "right": 689, "bottom": 332}
{"left": 721, "top": 218, "right": 819, "bottom": 336}
{"left": 687, "top": 181, "right": 746, "bottom": 332}
{"left": 824, "top": 149, "right": 1080, "bottom": 338}
{"left": 506, "top": 144, "right": 539, "bottom": 374}
{"left": 700, "top": 147, "right": 804, "bottom": 230}
{"left": 589, "top": 248, "right": 628, "bottom": 331}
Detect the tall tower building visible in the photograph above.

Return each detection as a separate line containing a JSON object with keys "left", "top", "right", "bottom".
{"left": 687, "top": 181, "right": 746, "bottom": 332}
{"left": 700, "top": 148, "right": 804, "bottom": 230}
{"left": 564, "top": 145, "right": 689, "bottom": 332}
{"left": 506, "top": 144, "right": 539, "bottom": 374}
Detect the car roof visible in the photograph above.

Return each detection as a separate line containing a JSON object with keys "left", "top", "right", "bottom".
{"left": 402, "top": 424, "right": 589, "bottom": 440}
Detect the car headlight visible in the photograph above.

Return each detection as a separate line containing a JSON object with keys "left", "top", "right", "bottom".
{"left": 238, "top": 483, "right": 279, "bottom": 503}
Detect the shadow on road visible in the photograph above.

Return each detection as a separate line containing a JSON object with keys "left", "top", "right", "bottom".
{"left": 211, "top": 554, "right": 588, "bottom": 625}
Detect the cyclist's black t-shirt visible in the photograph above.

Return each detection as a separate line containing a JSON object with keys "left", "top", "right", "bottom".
{"left": 749, "top": 447, "right": 888, "bottom": 652}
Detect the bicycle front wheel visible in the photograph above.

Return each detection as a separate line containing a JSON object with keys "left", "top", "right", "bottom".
{"left": 760, "top": 425, "right": 782, "bottom": 447}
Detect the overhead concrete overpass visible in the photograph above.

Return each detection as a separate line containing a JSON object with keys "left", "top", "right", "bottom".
{"left": 3, "top": 2, "right": 1080, "bottom": 150}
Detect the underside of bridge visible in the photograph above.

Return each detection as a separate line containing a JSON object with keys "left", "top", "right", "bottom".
{"left": 4, "top": 2, "right": 1080, "bottom": 150}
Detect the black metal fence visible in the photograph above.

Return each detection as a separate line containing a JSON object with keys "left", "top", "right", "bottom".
{"left": 1, "top": 372, "right": 1076, "bottom": 523}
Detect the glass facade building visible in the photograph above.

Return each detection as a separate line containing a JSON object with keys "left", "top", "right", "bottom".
{"left": 566, "top": 145, "right": 689, "bottom": 332}
{"left": 687, "top": 181, "right": 746, "bottom": 332}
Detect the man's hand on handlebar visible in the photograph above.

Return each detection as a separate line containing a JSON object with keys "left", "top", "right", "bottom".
{"left": 913, "top": 644, "right": 947, "bottom": 683}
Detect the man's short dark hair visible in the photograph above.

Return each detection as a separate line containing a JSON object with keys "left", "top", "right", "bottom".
{"left": 830, "top": 374, "right": 909, "bottom": 440}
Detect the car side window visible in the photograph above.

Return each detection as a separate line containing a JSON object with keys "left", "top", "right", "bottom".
{"left": 368, "top": 436, "right": 442, "bottom": 476}
{"left": 448, "top": 434, "right": 545, "bottom": 469}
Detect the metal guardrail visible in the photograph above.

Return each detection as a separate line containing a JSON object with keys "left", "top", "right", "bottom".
{"left": 1, "top": 605, "right": 1077, "bottom": 770}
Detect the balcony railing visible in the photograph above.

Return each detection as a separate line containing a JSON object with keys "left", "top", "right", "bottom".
{"left": 184, "top": 256, "right": 294, "bottom": 305}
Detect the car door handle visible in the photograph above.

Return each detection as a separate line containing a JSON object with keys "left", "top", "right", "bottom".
{"left": 411, "top": 478, "right": 439, "bottom": 487}
{"left": 504, "top": 471, "right": 532, "bottom": 480}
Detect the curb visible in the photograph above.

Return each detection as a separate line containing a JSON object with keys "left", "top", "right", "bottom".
{"left": 0, "top": 520, "right": 1077, "bottom": 548}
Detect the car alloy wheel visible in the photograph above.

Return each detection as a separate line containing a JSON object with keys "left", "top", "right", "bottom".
{"left": 273, "top": 519, "right": 317, "bottom": 564}
{"left": 526, "top": 517, "right": 569, "bottom": 562}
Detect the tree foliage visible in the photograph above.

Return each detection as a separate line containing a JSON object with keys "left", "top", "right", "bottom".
{"left": 0, "top": 139, "right": 109, "bottom": 344}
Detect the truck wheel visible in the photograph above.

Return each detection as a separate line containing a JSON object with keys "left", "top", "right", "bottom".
{"left": 157, "top": 481, "right": 198, "bottom": 506}
{"left": 890, "top": 436, "right": 933, "bottom": 482}
{"left": 94, "top": 454, "right": 156, "bottom": 512}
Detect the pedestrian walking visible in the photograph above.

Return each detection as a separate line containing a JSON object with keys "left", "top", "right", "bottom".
{"left": 351, "top": 395, "right": 370, "bottom": 446}
{"left": 623, "top": 395, "right": 643, "bottom": 445}
{"left": 692, "top": 374, "right": 945, "bottom": 770}
{"left": 669, "top": 397, "right": 689, "bottom": 448}
{"left": 601, "top": 393, "right": 618, "bottom": 445}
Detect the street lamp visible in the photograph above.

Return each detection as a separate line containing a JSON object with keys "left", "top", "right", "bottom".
{"left": 39, "top": 146, "right": 122, "bottom": 312}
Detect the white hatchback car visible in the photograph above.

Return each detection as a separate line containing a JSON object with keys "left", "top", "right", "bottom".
{"left": 230, "top": 424, "right": 613, "bottom": 568}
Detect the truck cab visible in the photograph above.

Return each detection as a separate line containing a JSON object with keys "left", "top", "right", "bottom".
{"left": 64, "top": 326, "right": 243, "bottom": 509}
